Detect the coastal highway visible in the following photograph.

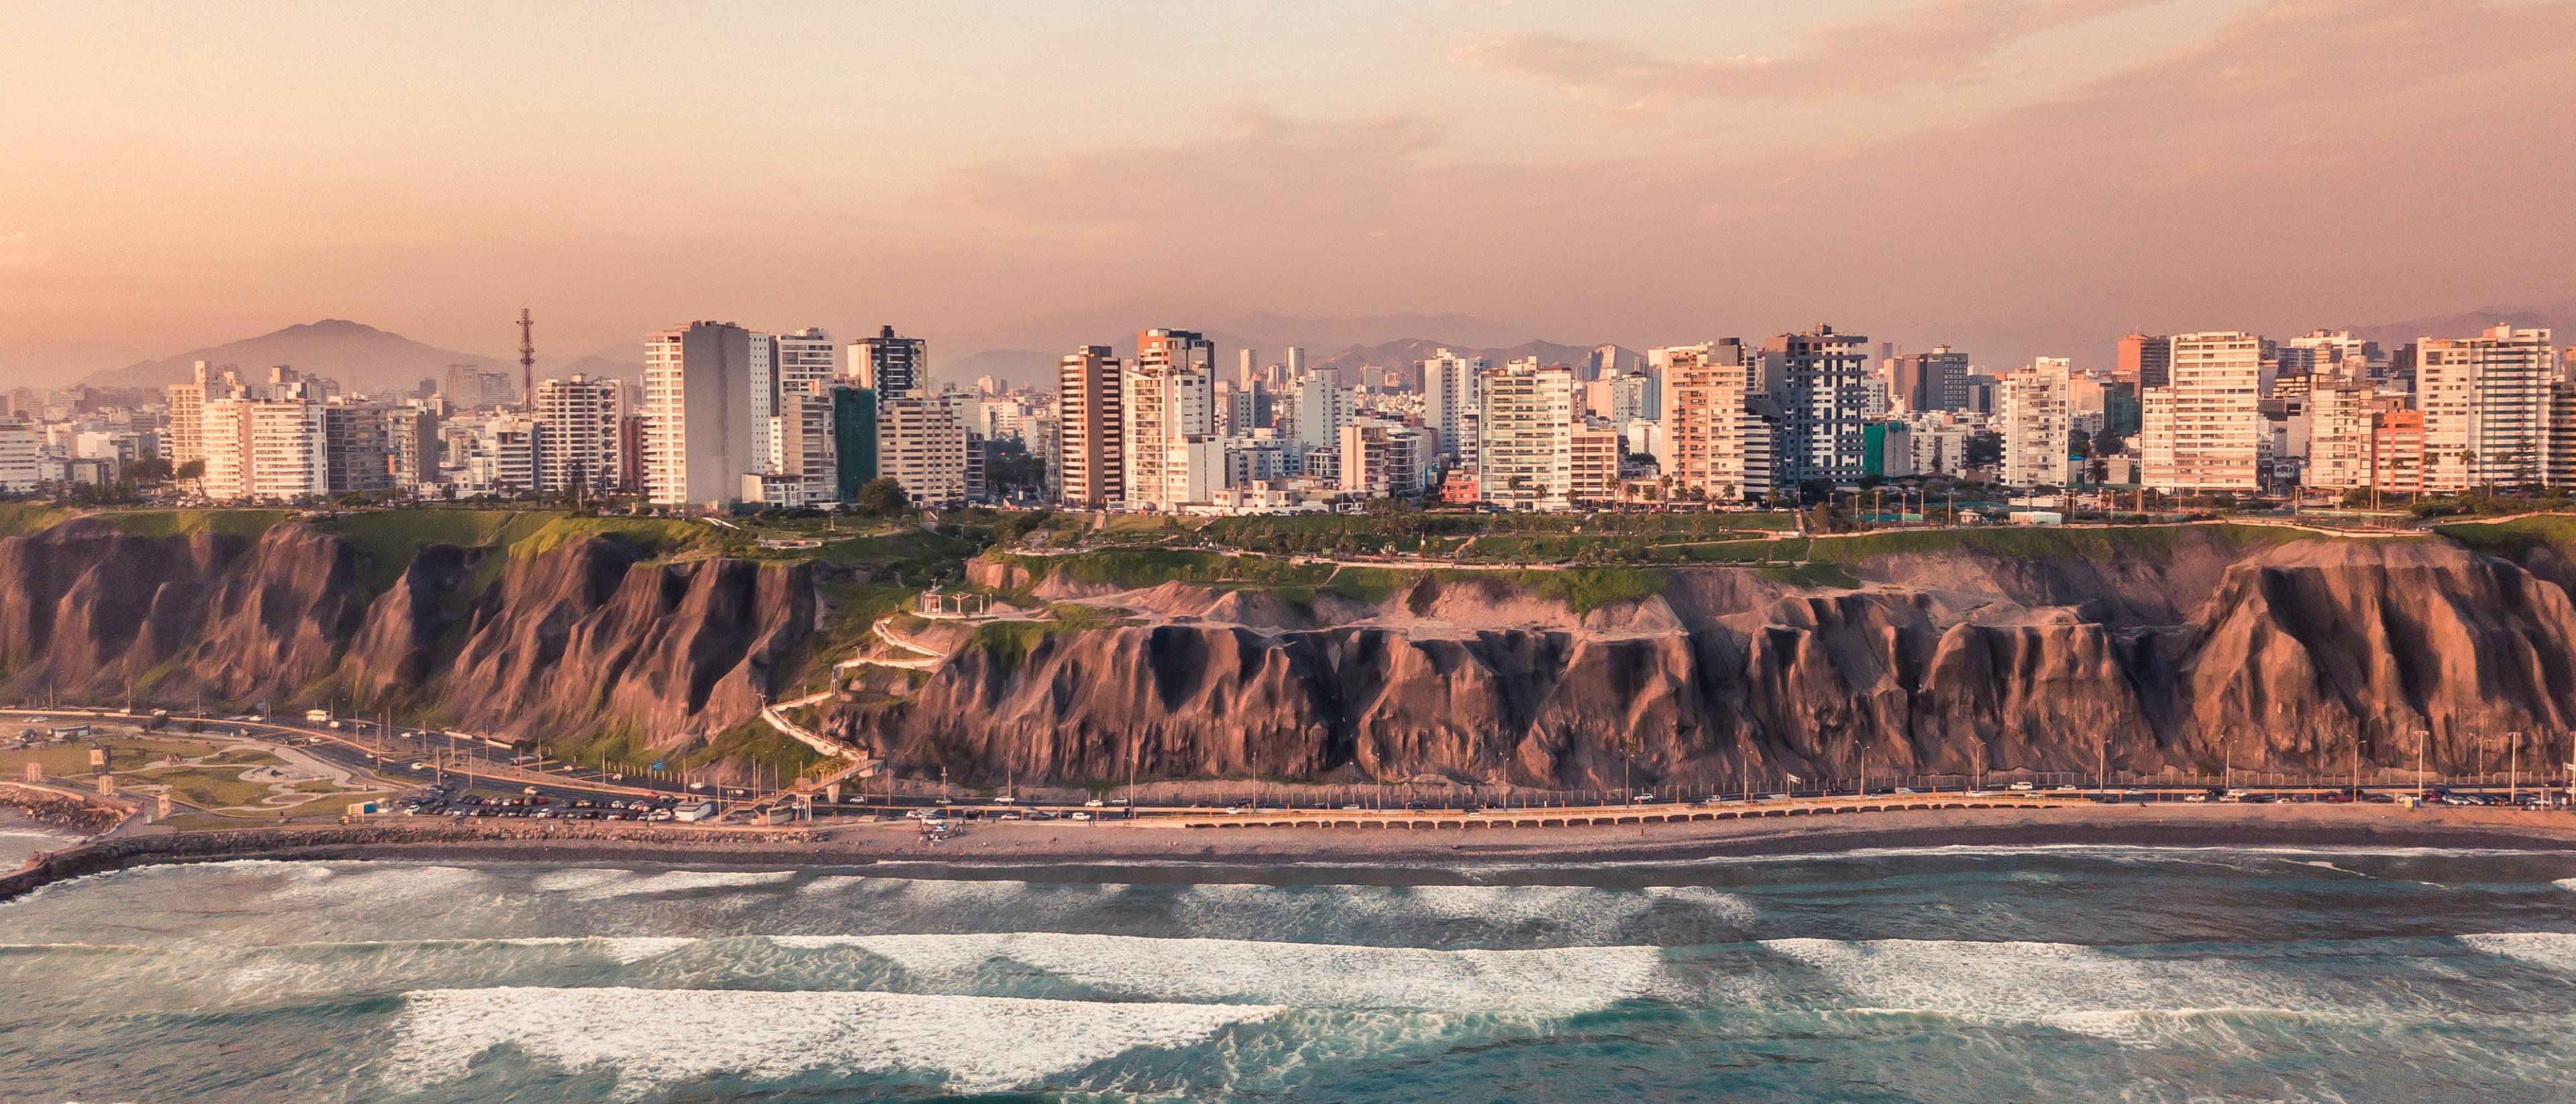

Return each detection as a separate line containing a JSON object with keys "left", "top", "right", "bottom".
{"left": 7, "top": 707, "right": 2565, "bottom": 828}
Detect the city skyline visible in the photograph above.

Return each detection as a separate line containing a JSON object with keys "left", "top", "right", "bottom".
{"left": 5, "top": 0, "right": 2573, "bottom": 387}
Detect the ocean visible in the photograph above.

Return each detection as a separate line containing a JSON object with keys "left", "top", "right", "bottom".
{"left": 4, "top": 845, "right": 2575, "bottom": 1101}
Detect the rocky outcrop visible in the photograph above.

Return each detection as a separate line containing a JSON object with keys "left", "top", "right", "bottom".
{"left": 833, "top": 534, "right": 2576, "bottom": 789}
{"left": 0, "top": 519, "right": 815, "bottom": 755}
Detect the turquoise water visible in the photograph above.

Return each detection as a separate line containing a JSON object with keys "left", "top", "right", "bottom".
{"left": 5, "top": 846, "right": 2576, "bottom": 1101}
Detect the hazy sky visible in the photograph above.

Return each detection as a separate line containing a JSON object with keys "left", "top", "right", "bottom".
{"left": 3, "top": 0, "right": 2572, "bottom": 384}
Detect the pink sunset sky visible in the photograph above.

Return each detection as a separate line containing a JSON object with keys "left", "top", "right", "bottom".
{"left": 1, "top": 0, "right": 2571, "bottom": 384}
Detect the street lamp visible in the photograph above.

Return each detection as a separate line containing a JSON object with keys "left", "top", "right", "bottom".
{"left": 2414, "top": 728, "right": 2430, "bottom": 795}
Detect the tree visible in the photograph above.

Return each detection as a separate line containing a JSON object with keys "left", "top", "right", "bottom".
{"left": 855, "top": 477, "right": 910, "bottom": 517}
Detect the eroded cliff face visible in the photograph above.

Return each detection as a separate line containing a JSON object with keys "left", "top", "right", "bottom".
{"left": 0, "top": 519, "right": 814, "bottom": 752}
{"left": 835, "top": 533, "right": 2576, "bottom": 788}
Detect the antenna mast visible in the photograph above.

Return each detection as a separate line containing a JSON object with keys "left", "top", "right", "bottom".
{"left": 517, "top": 308, "right": 536, "bottom": 410}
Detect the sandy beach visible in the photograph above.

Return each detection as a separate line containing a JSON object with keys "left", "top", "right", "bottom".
{"left": 117, "top": 803, "right": 2576, "bottom": 873}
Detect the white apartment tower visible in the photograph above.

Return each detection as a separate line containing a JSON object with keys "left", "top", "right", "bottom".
{"left": 2305, "top": 380, "right": 2376, "bottom": 492}
{"left": 2417, "top": 324, "right": 2554, "bottom": 492}
{"left": 2141, "top": 331, "right": 2263, "bottom": 493}
{"left": 534, "top": 374, "right": 627, "bottom": 495}
{"left": 1998, "top": 357, "right": 2072, "bottom": 488}
{"left": 1477, "top": 358, "right": 1576, "bottom": 511}
{"left": 879, "top": 396, "right": 969, "bottom": 506}
{"left": 1120, "top": 328, "right": 1217, "bottom": 510}
{"left": 1421, "top": 347, "right": 1487, "bottom": 461}
{"left": 643, "top": 321, "right": 761, "bottom": 506}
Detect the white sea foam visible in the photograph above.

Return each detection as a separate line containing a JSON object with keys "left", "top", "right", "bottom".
{"left": 385, "top": 986, "right": 1280, "bottom": 1096}
{"left": 2460, "top": 932, "right": 2576, "bottom": 973}
{"left": 264, "top": 863, "right": 492, "bottom": 904}
{"left": 780, "top": 932, "right": 1665, "bottom": 1012}
{"left": 1165, "top": 881, "right": 1753, "bottom": 944}
{"left": 485, "top": 936, "right": 700, "bottom": 964}
{"left": 1762, "top": 938, "right": 2276, "bottom": 1038}
{"left": 526, "top": 869, "right": 796, "bottom": 901}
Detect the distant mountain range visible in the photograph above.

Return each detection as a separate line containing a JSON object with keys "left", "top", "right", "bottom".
{"left": 64, "top": 299, "right": 2571, "bottom": 397}
{"left": 76, "top": 319, "right": 643, "bottom": 392}
{"left": 80, "top": 319, "right": 519, "bottom": 392}
{"left": 2338, "top": 297, "right": 2576, "bottom": 350}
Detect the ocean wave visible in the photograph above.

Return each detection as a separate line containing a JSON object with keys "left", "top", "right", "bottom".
{"left": 778, "top": 932, "right": 1666, "bottom": 1012}
{"left": 384, "top": 986, "right": 1281, "bottom": 1096}
{"left": 526, "top": 869, "right": 797, "bottom": 901}
{"left": 2459, "top": 932, "right": 2576, "bottom": 974}
{"left": 1761, "top": 937, "right": 2279, "bottom": 1032}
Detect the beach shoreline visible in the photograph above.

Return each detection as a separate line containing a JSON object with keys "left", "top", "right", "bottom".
{"left": 9, "top": 804, "right": 2576, "bottom": 899}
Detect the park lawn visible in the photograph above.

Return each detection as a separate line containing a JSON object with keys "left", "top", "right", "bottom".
{"left": 0, "top": 744, "right": 109, "bottom": 779}
{"left": 131, "top": 764, "right": 297, "bottom": 810}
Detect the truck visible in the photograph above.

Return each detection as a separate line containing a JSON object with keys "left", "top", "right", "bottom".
{"left": 672, "top": 801, "right": 719, "bottom": 823}
{"left": 305, "top": 710, "right": 331, "bottom": 723}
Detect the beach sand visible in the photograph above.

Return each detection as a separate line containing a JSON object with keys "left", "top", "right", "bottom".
{"left": 207, "top": 803, "right": 2576, "bottom": 871}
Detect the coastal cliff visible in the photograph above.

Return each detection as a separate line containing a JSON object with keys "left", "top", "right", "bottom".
{"left": 0, "top": 517, "right": 816, "bottom": 764}
{"left": 830, "top": 529, "right": 2576, "bottom": 789}
{"left": 13, "top": 508, "right": 2576, "bottom": 792}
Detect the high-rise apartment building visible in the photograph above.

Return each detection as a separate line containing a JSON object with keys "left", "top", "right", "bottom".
{"left": 244, "top": 399, "right": 328, "bottom": 500}
{"left": 1886, "top": 346, "right": 1970, "bottom": 413}
{"left": 0, "top": 422, "right": 40, "bottom": 492}
{"left": 1421, "top": 347, "right": 1486, "bottom": 461}
{"left": 1337, "top": 421, "right": 1428, "bottom": 499}
{"left": 879, "top": 395, "right": 968, "bottom": 506}
{"left": 1570, "top": 424, "right": 1623, "bottom": 506}
{"left": 1664, "top": 340, "right": 1756, "bottom": 503}
{"left": 534, "top": 374, "right": 626, "bottom": 496}
{"left": 849, "top": 325, "right": 926, "bottom": 402}
{"left": 643, "top": 321, "right": 761, "bottom": 506}
{"left": 828, "top": 385, "right": 877, "bottom": 501}
{"left": 1055, "top": 345, "right": 1123, "bottom": 509}
{"left": 2416, "top": 324, "right": 2553, "bottom": 492}
{"left": 2304, "top": 380, "right": 2375, "bottom": 492}
{"left": 1285, "top": 374, "right": 1350, "bottom": 455}
{"left": 2548, "top": 368, "right": 2576, "bottom": 490}
{"left": 2284, "top": 330, "right": 2383, "bottom": 382}
{"left": 386, "top": 405, "right": 440, "bottom": 490}
{"left": 1998, "top": 357, "right": 2071, "bottom": 488}
{"left": 164, "top": 360, "right": 221, "bottom": 471}
{"left": 2118, "top": 332, "right": 2171, "bottom": 390}
{"left": 1477, "top": 359, "right": 1575, "bottom": 511}
{"left": 1121, "top": 329, "right": 1217, "bottom": 510}
{"left": 2140, "top": 331, "right": 2262, "bottom": 493}
{"left": 321, "top": 402, "right": 393, "bottom": 495}
{"left": 1762, "top": 325, "right": 1870, "bottom": 488}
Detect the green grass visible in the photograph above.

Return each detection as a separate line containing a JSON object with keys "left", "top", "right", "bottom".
{"left": 983, "top": 549, "right": 1336, "bottom": 593}
{"left": 0, "top": 502, "right": 76, "bottom": 537}
{"left": 778, "top": 580, "right": 919, "bottom": 697}
{"left": 92, "top": 508, "right": 296, "bottom": 541}
{"left": 2436, "top": 513, "right": 2576, "bottom": 561}
{"left": 1319, "top": 565, "right": 1664, "bottom": 615}
{"left": 1804, "top": 522, "right": 2316, "bottom": 565}
{"left": 1759, "top": 562, "right": 1862, "bottom": 589}
{"left": 1527, "top": 567, "right": 1667, "bottom": 613}
{"left": 682, "top": 718, "right": 826, "bottom": 779}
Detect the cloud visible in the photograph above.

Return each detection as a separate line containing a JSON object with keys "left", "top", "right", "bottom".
{"left": 914, "top": 1, "right": 2576, "bottom": 362}
{"left": 0, "top": 231, "right": 48, "bottom": 268}
{"left": 1457, "top": 0, "right": 2167, "bottom": 104}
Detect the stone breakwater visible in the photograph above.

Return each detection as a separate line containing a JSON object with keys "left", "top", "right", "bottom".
{"left": 0, "top": 821, "right": 822, "bottom": 903}
{"left": 0, "top": 784, "right": 126, "bottom": 836}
